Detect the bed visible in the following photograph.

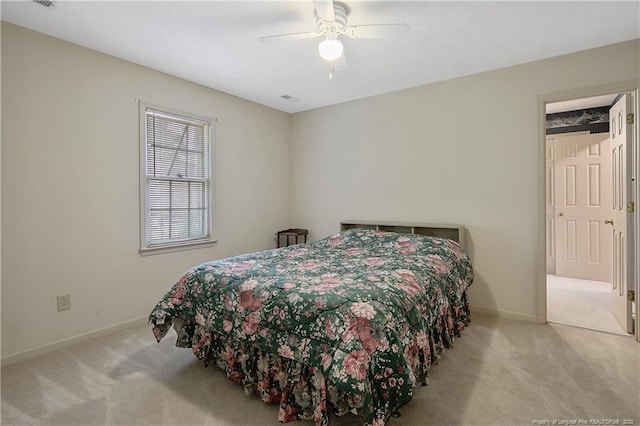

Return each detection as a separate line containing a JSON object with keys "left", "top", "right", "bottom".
{"left": 149, "top": 221, "right": 473, "bottom": 426}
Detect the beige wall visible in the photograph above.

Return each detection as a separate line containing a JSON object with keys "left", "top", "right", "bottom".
{"left": 0, "top": 20, "right": 3, "bottom": 359}
{"left": 290, "top": 39, "right": 640, "bottom": 321}
{"left": 2, "top": 20, "right": 639, "bottom": 358}
{"left": 1, "top": 23, "right": 292, "bottom": 358}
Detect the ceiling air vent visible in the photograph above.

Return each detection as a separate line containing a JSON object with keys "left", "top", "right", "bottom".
{"left": 281, "top": 95, "right": 301, "bottom": 103}
{"left": 33, "top": 0, "right": 55, "bottom": 7}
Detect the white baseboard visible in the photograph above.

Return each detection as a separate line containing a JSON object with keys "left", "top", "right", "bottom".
{"left": 1, "top": 315, "right": 149, "bottom": 367}
{"left": 469, "top": 305, "right": 538, "bottom": 323}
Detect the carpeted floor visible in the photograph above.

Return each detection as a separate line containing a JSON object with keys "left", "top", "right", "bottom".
{"left": 1, "top": 313, "right": 638, "bottom": 425}
{"left": 547, "top": 274, "right": 627, "bottom": 335}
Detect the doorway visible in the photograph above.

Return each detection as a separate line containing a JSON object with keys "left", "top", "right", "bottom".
{"left": 545, "top": 93, "right": 631, "bottom": 335}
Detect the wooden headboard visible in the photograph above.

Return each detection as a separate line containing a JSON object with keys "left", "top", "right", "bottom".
{"left": 340, "top": 220, "right": 466, "bottom": 250}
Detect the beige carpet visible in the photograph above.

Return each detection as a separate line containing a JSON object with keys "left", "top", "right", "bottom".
{"left": 547, "top": 274, "right": 628, "bottom": 335}
{"left": 2, "top": 313, "right": 638, "bottom": 425}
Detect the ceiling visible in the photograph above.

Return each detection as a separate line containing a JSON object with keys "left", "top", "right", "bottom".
{"left": 546, "top": 94, "right": 619, "bottom": 115}
{"left": 2, "top": 1, "right": 639, "bottom": 114}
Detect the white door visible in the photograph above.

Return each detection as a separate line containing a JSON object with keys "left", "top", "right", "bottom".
{"left": 546, "top": 138, "right": 556, "bottom": 274}
{"left": 555, "top": 133, "right": 611, "bottom": 282}
{"left": 609, "top": 93, "right": 633, "bottom": 333}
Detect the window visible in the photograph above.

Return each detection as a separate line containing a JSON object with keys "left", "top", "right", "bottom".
{"left": 139, "top": 102, "right": 214, "bottom": 254}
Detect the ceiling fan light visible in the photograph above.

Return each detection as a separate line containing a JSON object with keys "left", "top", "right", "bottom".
{"left": 318, "top": 39, "right": 344, "bottom": 61}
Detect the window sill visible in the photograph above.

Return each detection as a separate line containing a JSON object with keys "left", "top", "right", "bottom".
{"left": 139, "top": 239, "right": 218, "bottom": 256}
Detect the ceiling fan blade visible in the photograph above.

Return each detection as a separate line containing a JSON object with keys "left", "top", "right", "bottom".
{"left": 259, "top": 31, "right": 322, "bottom": 43}
{"left": 346, "top": 23, "right": 411, "bottom": 39}
{"left": 312, "top": 0, "right": 335, "bottom": 21}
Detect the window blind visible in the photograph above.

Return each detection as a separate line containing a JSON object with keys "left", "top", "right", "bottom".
{"left": 144, "top": 108, "right": 211, "bottom": 245}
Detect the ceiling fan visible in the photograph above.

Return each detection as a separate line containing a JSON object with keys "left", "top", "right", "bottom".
{"left": 259, "top": 0, "right": 410, "bottom": 77}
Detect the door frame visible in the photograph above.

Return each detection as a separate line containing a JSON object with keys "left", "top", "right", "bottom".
{"left": 537, "top": 80, "right": 640, "bottom": 342}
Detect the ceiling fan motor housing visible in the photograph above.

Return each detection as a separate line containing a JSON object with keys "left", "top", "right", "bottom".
{"left": 316, "top": 2, "right": 349, "bottom": 35}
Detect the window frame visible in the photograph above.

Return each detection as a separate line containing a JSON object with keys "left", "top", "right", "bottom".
{"left": 138, "top": 101, "right": 216, "bottom": 255}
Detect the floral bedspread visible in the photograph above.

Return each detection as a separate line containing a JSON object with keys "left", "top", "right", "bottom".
{"left": 149, "top": 229, "right": 474, "bottom": 425}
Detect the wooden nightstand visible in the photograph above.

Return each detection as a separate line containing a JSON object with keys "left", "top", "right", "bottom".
{"left": 276, "top": 228, "right": 309, "bottom": 248}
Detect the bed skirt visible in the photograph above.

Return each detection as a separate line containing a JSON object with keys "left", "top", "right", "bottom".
{"left": 153, "top": 293, "right": 470, "bottom": 426}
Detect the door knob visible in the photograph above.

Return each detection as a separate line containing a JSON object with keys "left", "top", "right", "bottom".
{"left": 605, "top": 219, "right": 614, "bottom": 225}
{"left": 558, "top": 212, "right": 564, "bottom": 217}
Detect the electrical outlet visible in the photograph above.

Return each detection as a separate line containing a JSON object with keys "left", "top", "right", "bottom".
{"left": 57, "top": 295, "right": 71, "bottom": 312}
